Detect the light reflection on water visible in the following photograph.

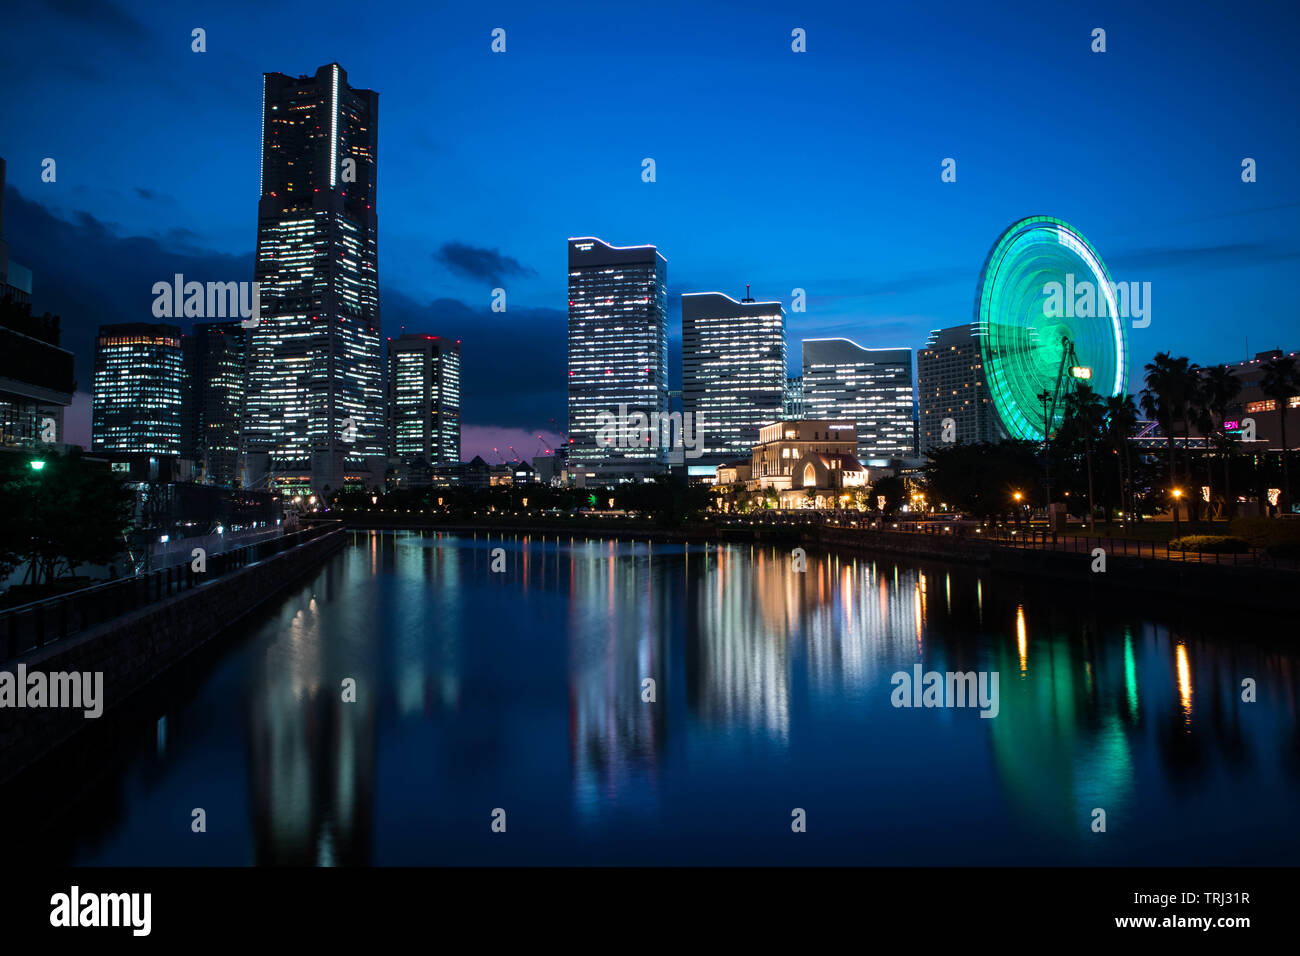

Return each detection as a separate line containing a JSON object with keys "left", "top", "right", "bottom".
{"left": 41, "top": 530, "right": 1300, "bottom": 866}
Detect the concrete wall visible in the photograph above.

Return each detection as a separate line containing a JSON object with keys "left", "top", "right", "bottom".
{"left": 0, "top": 528, "right": 345, "bottom": 785}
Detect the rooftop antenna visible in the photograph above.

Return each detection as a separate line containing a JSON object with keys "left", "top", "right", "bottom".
{"left": 742, "top": 284, "right": 754, "bottom": 303}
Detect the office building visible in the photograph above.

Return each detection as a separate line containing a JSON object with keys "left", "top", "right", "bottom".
{"left": 917, "top": 324, "right": 1001, "bottom": 455}
{"left": 567, "top": 237, "right": 669, "bottom": 482}
{"left": 681, "top": 290, "right": 785, "bottom": 469}
{"left": 0, "top": 157, "right": 73, "bottom": 452}
{"left": 242, "top": 63, "right": 384, "bottom": 493}
{"left": 387, "top": 333, "right": 461, "bottom": 466}
{"left": 1218, "top": 349, "right": 1300, "bottom": 451}
{"left": 92, "top": 323, "right": 183, "bottom": 455}
{"left": 783, "top": 375, "right": 804, "bottom": 420}
{"left": 182, "top": 322, "right": 247, "bottom": 486}
{"left": 802, "top": 338, "right": 915, "bottom": 462}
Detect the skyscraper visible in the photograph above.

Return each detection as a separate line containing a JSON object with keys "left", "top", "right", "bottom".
{"left": 92, "top": 323, "right": 183, "bottom": 455}
{"left": 183, "top": 322, "right": 247, "bottom": 486}
{"left": 242, "top": 63, "right": 383, "bottom": 494}
{"left": 387, "top": 333, "right": 461, "bottom": 466}
{"left": 917, "top": 323, "right": 1001, "bottom": 455}
{"left": 567, "top": 237, "right": 669, "bottom": 482}
{"left": 802, "top": 338, "right": 915, "bottom": 462}
{"left": 681, "top": 291, "right": 786, "bottom": 469}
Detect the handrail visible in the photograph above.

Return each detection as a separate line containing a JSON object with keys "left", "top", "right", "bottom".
{"left": 0, "top": 521, "right": 343, "bottom": 663}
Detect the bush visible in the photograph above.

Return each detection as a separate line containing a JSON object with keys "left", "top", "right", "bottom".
{"left": 1265, "top": 539, "right": 1300, "bottom": 560}
{"left": 1229, "top": 517, "right": 1300, "bottom": 548}
{"left": 1169, "top": 534, "right": 1250, "bottom": 553}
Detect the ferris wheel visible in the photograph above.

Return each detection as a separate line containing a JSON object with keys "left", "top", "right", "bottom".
{"left": 974, "top": 216, "right": 1128, "bottom": 441}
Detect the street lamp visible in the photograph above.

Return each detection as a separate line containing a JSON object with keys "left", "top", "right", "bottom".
{"left": 1172, "top": 487, "right": 1184, "bottom": 539}
{"left": 1013, "top": 490, "right": 1023, "bottom": 527}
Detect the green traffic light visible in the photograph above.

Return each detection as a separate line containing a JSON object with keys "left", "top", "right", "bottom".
{"left": 29, "top": 460, "right": 46, "bottom": 471}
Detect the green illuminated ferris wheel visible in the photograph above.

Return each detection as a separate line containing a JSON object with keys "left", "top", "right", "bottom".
{"left": 975, "top": 216, "right": 1128, "bottom": 441}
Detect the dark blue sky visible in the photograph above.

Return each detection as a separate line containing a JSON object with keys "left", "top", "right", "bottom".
{"left": 2, "top": 0, "right": 1297, "bottom": 456}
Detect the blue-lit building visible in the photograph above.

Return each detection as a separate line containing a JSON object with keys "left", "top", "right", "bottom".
{"left": 567, "top": 237, "right": 669, "bottom": 483}
{"left": 242, "top": 63, "right": 384, "bottom": 494}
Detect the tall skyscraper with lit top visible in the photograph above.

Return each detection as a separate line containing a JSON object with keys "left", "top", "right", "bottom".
{"left": 242, "top": 63, "right": 383, "bottom": 493}
{"left": 567, "top": 237, "right": 668, "bottom": 482}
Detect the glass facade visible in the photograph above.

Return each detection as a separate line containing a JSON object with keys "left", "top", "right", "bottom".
{"left": 92, "top": 323, "right": 183, "bottom": 455}
{"left": 681, "top": 292, "right": 785, "bottom": 466}
{"left": 802, "top": 338, "right": 915, "bottom": 462}
{"left": 183, "top": 322, "right": 247, "bottom": 486}
{"left": 243, "top": 64, "right": 383, "bottom": 493}
{"left": 386, "top": 334, "right": 461, "bottom": 466}
{"left": 567, "top": 237, "right": 669, "bottom": 481}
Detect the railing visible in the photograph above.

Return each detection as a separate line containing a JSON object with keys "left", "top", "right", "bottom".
{"left": 0, "top": 522, "right": 341, "bottom": 663}
{"left": 716, "top": 513, "right": 1298, "bottom": 570}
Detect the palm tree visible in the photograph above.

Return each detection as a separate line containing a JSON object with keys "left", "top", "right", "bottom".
{"left": 1260, "top": 355, "right": 1299, "bottom": 514}
{"left": 1181, "top": 360, "right": 1205, "bottom": 520}
{"left": 1104, "top": 394, "right": 1139, "bottom": 527}
{"left": 1200, "top": 365, "right": 1243, "bottom": 519}
{"left": 1141, "top": 352, "right": 1195, "bottom": 521}
{"left": 1063, "top": 384, "right": 1106, "bottom": 531}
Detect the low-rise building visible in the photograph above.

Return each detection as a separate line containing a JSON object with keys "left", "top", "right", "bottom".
{"left": 749, "top": 420, "right": 858, "bottom": 491}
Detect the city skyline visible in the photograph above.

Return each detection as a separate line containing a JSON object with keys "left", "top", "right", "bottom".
{"left": 1, "top": 0, "right": 1296, "bottom": 460}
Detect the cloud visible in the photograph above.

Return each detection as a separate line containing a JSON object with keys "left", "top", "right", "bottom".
{"left": 134, "top": 187, "right": 177, "bottom": 204}
{"left": 1106, "top": 241, "right": 1300, "bottom": 272}
{"left": 4, "top": 185, "right": 254, "bottom": 387}
{"left": 434, "top": 241, "right": 537, "bottom": 285}
{"left": 382, "top": 289, "right": 565, "bottom": 428}
{"left": 44, "top": 0, "right": 147, "bottom": 40}
{"left": 8, "top": 191, "right": 568, "bottom": 437}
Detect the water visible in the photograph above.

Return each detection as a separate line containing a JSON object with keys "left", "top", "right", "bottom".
{"left": 29, "top": 531, "right": 1300, "bottom": 865}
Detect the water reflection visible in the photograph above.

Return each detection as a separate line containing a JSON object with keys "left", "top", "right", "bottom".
{"left": 30, "top": 530, "right": 1300, "bottom": 865}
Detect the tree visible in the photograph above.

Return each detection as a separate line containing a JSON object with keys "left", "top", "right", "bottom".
{"left": 1141, "top": 352, "right": 1196, "bottom": 520}
{"left": 871, "top": 474, "right": 907, "bottom": 517}
{"left": 1260, "top": 355, "right": 1299, "bottom": 514}
{"left": 1200, "top": 365, "right": 1242, "bottom": 518}
{"left": 1103, "top": 394, "right": 1139, "bottom": 527}
{"left": 1061, "top": 384, "right": 1106, "bottom": 531}
{"left": 923, "top": 441, "right": 1041, "bottom": 519}
{"left": 0, "top": 449, "right": 133, "bottom": 589}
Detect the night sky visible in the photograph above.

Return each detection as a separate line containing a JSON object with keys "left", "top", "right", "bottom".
{"left": 2, "top": 0, "right": 1297, "bottom": 459}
